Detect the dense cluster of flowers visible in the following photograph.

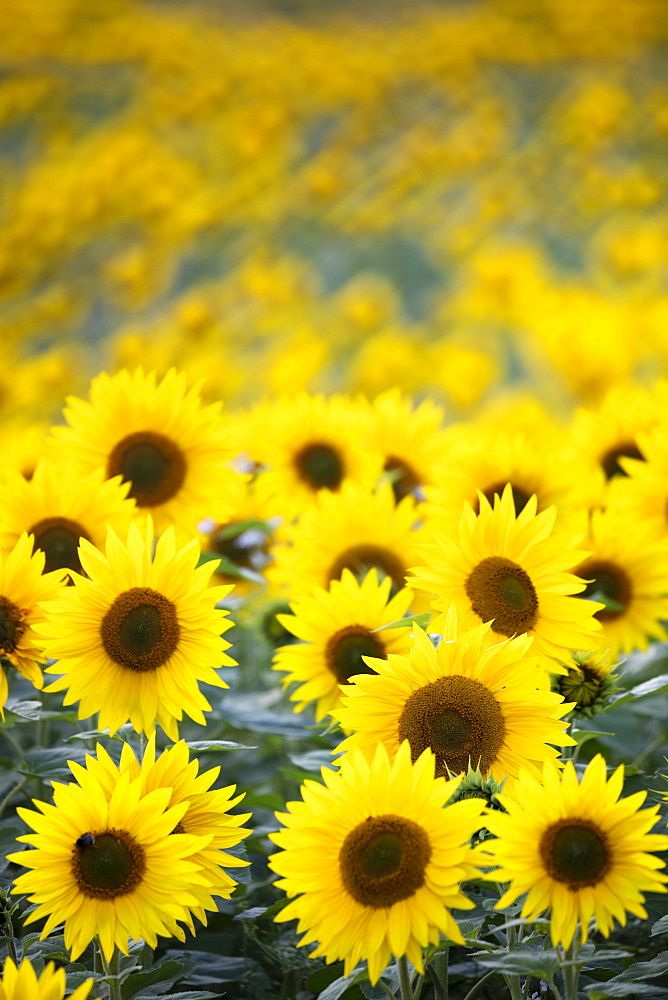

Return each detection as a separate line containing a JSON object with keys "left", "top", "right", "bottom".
{"left": 1, "top": 2, "right": 668, "bottom": 999}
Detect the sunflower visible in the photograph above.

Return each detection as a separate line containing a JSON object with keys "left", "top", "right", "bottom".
{"left": 35, "top": 519, "right": 235, "bottom": 739}
{"left": 422, "top": 423, "right": 583, "bottom": 535}
{"left": 250, "top": 394, "right": 383, "bottom": 519}
{"left": 273, "top": 568, "right": 414, "bottom": 722}
{"left": 51, "top": 368, "right": 238, "bottom": 535}
{"left": 480, "top": 755, "right": 668, "bottom": 947}
{"left": 571, "top": 508, "right": 668, "bottom": 658}
{"left": 0, "top": 533, "right": 65, "bottom": 711}
{"left": 9, "top": 768, "right": 214, "bottom": 961}
{"left": 0, "top": 958, "right": 95, "bottom": 1000}
{"left": 611, "top": 424, "right": 668, "bottom": 537}
{"left": 269, "top": 481, "right": 425, "bottom": 600}
{"left": 69, "top": 738, "right": 251, "bottom": 931}
{"left": 357, "top": 389, "right": 449, "bottom": 504}
{"left": 334, "top": 616, "right": 574, "bottom": 790}
{"left": 553, "top": 651, "right": 619, "bottom": 719}
{"left": 409, "top": 486, "right": 602, "bottom": 671}
{"left": 566, "top": 382, "right": 659, "bottom": 510}
{"left": 0, "top": 421, "right": 50, "bottom": 482}
{"left": 268, "top": 741, "right": 486, "bottom": 984}
{"left": 0, "top": 461, "right": 136, "bottom": 577}
{"left": 198, "top": 472, "right": 277, "bottom": 596}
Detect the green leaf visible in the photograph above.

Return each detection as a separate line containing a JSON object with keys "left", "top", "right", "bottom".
{"left": 652, "top": 914, "right": 668, "bottom": 936}
{"left": 18, "top": 747, "right": 87, "bottom": 780}
{"left": 288, "top": 750, "right": 337, "bottom": 772}
{"left": 475, "top": 948, "right": 559, "bottom": 978}
{"left": 372, "top": 613, "right": 431, "bottom": 632}
{"left": 571, "top": 728, "right": 615, "bottom": 746}
{"left": 135, "top": 994, "right": 222, "bottom": 1000}
{"left": 608, "top": 673, "right": 668, "bottom": 708}
{"left": 163, "top": 951, "right": 247, "bottom": 985}
{"left": 216, "top": 519, "right": 270, "bottom": 540}
{"left": 185, "top": 740, "right": 256, "bottom": 752}
{"left": 122, "top": 956, "right": 196, "bottom": 1000}
{"left": 0, "top": 701, "right": 79, "bottom": 726}
{"left": 318, "top": 965, "right": 368, "bottom": 1000}
{"left": 219, "top": 695, "right": 312, "bottom": 738}
{"left": 604, "top": 950, "right": 668, "bottom": 982}
{"left": 585, "top": 985, "right": 668, "bottom": 998}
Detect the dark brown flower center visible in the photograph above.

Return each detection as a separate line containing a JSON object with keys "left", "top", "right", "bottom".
{"left": 100, "top": 587, "right": 180, "bottom": 672}
{"left": 397, "top": 675, "right": 506, "bottom": 777}
{"left": 339, "top": 814, "right": 431, "bottom": 907}
{"left": 294, "top": 442, "right": 344, "bottom": 491}
{"left": 325, "top": 625, "right": 386, "bottom": 684}
{"left": 29, "top": 516, "right": 91, "bottom": 576}
{"left": 600, "top": 441, "right": 644, "bottom": 480}
{"left": 539, "top": 818, "right": 610, "bottom": 889}
{"left": 465, "top": 556, "right": 538, "bottom": 635}
{"left": 210, "top": 522, "right": 269, "bottom": 574}
{"left": 577, "top": 559, "right": 630, "bottom": 622}
{"left": 72, "top": 828, "right": 146, "bottom": 899}
{"left": 107, "top": 431, "right": 186, "bottom": 507}
{"left": 0, "top": 596, "right": 26, "bottom": 655}
{"left": 384, "top": 456, "right": 421, "bottom": 504}
{"left": 328, "top": 545, "right": 406, "bottom": 594}
{"left": 475, "top": 482, "right": 532, "bottom": 517}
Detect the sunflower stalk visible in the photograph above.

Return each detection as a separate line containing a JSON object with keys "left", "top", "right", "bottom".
{"left": 429, "top": 947, "right": 449, "bottom": 1000}
{"left": 397, "top": 955, "right": 422, "bottom": 1000}
{"left": 97, "top": 943, "right": 122, "bottom": 1000}
{"left": 504, "top": 923, "right": 522, "bottom": 1000}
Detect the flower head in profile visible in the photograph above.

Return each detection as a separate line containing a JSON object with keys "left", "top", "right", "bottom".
{"left": 36, "top": 519, "right": 235, "bottom": 739}
{"left": 268, "top": 742, "right": 485, "bottom": 984}
{"left": 0, "top": 957, "right": 95, "bottom": 1000}
{"left": 479, "top": 755, "right": 668, "bottom": 947}
{"left": 0, "top": 534, "right": 65, "bottom": 712}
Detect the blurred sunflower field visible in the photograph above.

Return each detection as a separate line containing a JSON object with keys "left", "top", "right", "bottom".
{"left": 3, "top": 0, "right": 668, "bottom": 998}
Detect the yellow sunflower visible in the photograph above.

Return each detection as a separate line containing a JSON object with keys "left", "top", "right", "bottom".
{"left": 268, "top": 741, "right": 485, "bottom": 984}
{"left": 409, "top": 486, "right": 602, "bottom": 671}
{"left": 198, "top": 472, "right": 277, "bottom": 596}
{"left": 611, "top": 424, "right": 668, "bottom": 536}
{"left": 566, "top": 382, "right": 659, "bottom": 510}
{"left": 250, "top": 394, "right": 383, "bottom": 519}
{"left": 269, "top": 481, "right": 425, "bottom": 601}
{"left": 273, "top": 568, "right": 413, "bottom": 722}
{"left": 51, "top": 368, "right": 238, "bottom": 535}
{"left": 0, "top": 533, "right": 65, "bottom": 711}
{"left": 572, "top": 508, "right": 668, "bottom": 658}
{"left": 69, "top": 738, "right": 251, "bottom": 932}
{"left": 9, "top": 769, "right": 213, "bottom": 961}
{"left": 422, "top": 423, "right": 583, "bottom": 535}
{"left": 0, "top": 461, "right": 136, "bottom": 577}
{"left": 357, "top": 389, "right": 449, "bottom": 504}
{"left": 35, "top": 519, "right": 235, "bottom": 739}
{"left": 0, "top": 421, "right": 50, "bottom": 483}
{"left": 0, "top": 958, "right": 95, "bottom": 1000}
{"left": 334, "top": 615, "right": 574, "bottom": 791}
{"left": 480, "top": 755, "right": 668, "bottom": 947}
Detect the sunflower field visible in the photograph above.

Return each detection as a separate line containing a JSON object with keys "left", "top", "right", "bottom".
{"left": 2, "top": 1, "right": 668, "bottom": 999}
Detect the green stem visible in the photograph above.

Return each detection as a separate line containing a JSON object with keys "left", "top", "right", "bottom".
{"left": 505, "top": 924, "right": 522, "bottom": 1000}
{"left": 99, "top": 944, "right": 122, "bottom": 1000}
{"left": 0, "top": 778, "right": 27, "bottom": 819}
{"left": 397, "top": 955, "right": 414, "bottom": 1000}
{"left": 461, "top": 969, "right": 498, "bottom": 1000}
{"left": 558, "top": 934, "right": 581, "bottom": 1000}
{"left": 379, "top": 982, "right": 396, "bottom": 1000}
{"left": 430, "top": 948, "right": 449, "bottom": 1000}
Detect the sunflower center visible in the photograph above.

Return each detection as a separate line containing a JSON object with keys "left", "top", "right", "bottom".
{"left": 0, "top": 596, "right": 26, "bottom": 654}
{"left": 384, "top": 456, "right": 421, "bottom": 504}
{"left": 600, "top": 441, "right": 644, "bottom": 480}
{"left": 107, "top": 431, "right": 187, "bottom": 507}
{"left": 29, "top": 516, "right": 90, "bottom": 576}
{"left": 465, "top": 556, "right": 538, "bottom": 636}
{"left": 325, "top": 625, "right": 386, "bottom": 683}
{"left": 339, "top": 814, "right": 431, "bottom": 908}
{"left": 578, "top": 559, "right": 630, "bottom": 622}
{"left": 72, "top": 829, "right": 146, "bottom": 899}
{"left": 100, "top": 587, "right": 180, "bottom": 672}
{"left": 540, "top": 819, "right": 610, "bottom": 889}
{"left": 398, "top": 675, "right": 506, "bottom": 777}
{"left": 475, "top": 482, "right": 532, "bottom": 517}
{"left": 294, "top": 442, "right": 344, "bottom": 491}
{"left": 328, "top": 545, "right": 406, "bottom": 594}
